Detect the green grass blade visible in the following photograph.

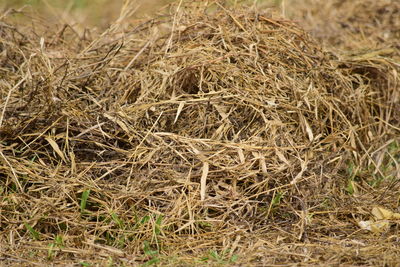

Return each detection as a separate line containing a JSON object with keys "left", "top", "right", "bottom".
{"left": 24, "top": 222, "right": 40, "bottom": 240}
{"left": 80, "top": 189, "right": 90, "bottom": 213}
{"left": 111, "top": 212, "right": 124, "bottom": 228}
{"left": 155, "top": 214, "right": 163, "bottom": 235}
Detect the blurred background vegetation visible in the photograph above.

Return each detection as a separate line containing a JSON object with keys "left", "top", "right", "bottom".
{"left": 1, "top": 0, "right": 175, "bottom": 27}
{"left": 1, "top": 0, "right": 279, "bottom": 27}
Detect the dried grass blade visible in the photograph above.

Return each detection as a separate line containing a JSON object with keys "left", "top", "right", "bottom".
{"left": 174, "top": 102, "right": 185, "bottom": 124}
{"left": 45, "top": 137, "right": 67, "bottom": 162}
{"left": 200, "top": 162, "right": 209, "bottom": 201}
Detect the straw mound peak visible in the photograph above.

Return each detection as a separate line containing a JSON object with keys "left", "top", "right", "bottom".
{"left": 119, "top": 11, "right": 349, "bottom": 143}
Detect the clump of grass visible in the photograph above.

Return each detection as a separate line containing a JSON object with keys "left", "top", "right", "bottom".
{"left": 0, "top": 0, "right": 399, "bottom": 266}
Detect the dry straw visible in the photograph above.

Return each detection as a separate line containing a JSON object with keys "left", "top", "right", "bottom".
{"left": 0, "top": 0, "right": 399, "bottom": 265}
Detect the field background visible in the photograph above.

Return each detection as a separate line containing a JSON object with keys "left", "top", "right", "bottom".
{"left": 3, "top": 0, "right": 175, "bottom": 27}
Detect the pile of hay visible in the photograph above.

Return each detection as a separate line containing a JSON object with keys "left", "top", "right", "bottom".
{"left": 0, "top": 1, "right": 398, "bottom": 265}
{"left": 286, "top": 0, "right": 399, "bottom": 181}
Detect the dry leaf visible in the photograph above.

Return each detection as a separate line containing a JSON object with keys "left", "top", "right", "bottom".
{"left": 358, "top": 220, "right": 390, "bottom": 233}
